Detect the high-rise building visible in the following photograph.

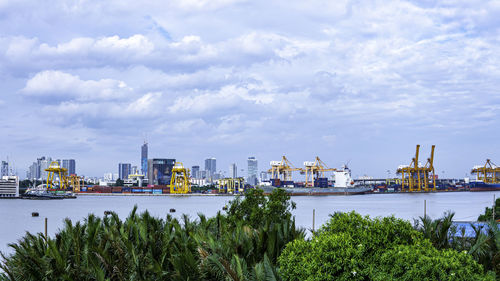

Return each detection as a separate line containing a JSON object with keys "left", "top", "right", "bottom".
{"left": 247, "top": 157, "right": 258, "bottom": 185}
{"left": 103, "top": 173, "right": 113, "bottom": 182}
{"left": 118, "top": 163, "right": 131, "bottom": 180}
{"left": 229, "top": 163, "right": 237, "bottom": 178}
{"left": 1, "top": 161, "right": 8, "bottom": 177}
{"left": 62, "top": 159, "right": 76, "bottom": 175}
{"left": 260, "top": 171, "right": 268, "bottom": 183}
{"left": 148, "top": 159, "right": 175, "bottom": 185}
{"left": 131, "top": 166, "right": 138, "bottom": 175}
{"left": 141, "top": 142, "right": 148, "bottom": 176}
{"left": 39, "top": 157, "right": 52, "bottom": 180}
{"left": 191, "top": 166, "right": 200, "bottom": 179}
{"left": 204, "top": 158, "right": 216, "bottom": 178}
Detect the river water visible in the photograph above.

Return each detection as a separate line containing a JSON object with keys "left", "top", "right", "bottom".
{"left": 1, "top": 191, "right": 499, "bottom": 255}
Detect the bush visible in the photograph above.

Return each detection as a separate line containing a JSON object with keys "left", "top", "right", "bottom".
{"left": 279, "top": 212, "right": 491, "bottom": 281}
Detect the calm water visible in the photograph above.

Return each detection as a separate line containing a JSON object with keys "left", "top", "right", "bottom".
{"left": 1, "top": 191, "right": 499, "bottom": 255}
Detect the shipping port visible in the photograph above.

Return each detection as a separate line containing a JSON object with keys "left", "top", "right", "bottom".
{"left": 17, "top": 144, "right": 500, "bottom": 197}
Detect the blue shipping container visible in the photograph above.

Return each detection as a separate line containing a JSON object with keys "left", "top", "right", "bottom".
{"left": 81, "top": 187, "right": 87, "bottom": 192}
{"left": 132, "top": 189, "right": 143, "bottom": 193}
{"left": 143, "top": 189, "right": 152, "bottom": 193}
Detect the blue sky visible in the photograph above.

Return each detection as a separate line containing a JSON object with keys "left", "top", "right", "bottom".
{"left": 0, "top": 0, "right": 499, "bottom": 179}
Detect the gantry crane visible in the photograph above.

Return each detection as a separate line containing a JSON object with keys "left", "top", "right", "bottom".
{"left": 218, "top": 177, "right": 244, "bottom": 194}
{"left": 170, "top": 162, "right": 191, "bottom": 194}
{"left": 69, "top": 174, "right": 85, "bottom": 192}
{"left": 268, "top": 156, "right": 302, "bottom": 182}
{"left": 471, "top": 159, "right": 500, "bottom": 183}
{"left": 396, "top": 145, "right": 436, "bottom": 192}
{"left": 301, "top": 157, "right": 337, "bottom": 187}
{"left": 45, "top": 161, "right": 69, "bottom": 190}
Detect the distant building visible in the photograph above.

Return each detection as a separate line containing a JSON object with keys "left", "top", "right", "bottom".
{"left": 1, "top": 161, "right": 8, "bottom": 177}
{"left": 104, "top": 173, "right": 113, "bottom": 182}
{"left": 131, "top": 166, "right": 139, "bottom": 175}
{"left": 205, "top": 158, "right": 216, "bottom": 178}
{"left": 0, "top": 176, "right": 19, "bottom": 197}
{"left": 148, "top": 158, "right": 175, "bottom": 185}
{"left": 62, "top": 159, "right": 76, "bottom": 175}
{"left": 260, "top": 171, "right": 268, "bottom": 183}
{"left": 247, "top": 157, "right": 258, "bottom": 185}
{"left": 141, "top": 142, "right": 148, "bottom": 176}
{"left": 191, "top": 165, "right": 200, "bottom": 179}
{"left": 229, "top": 163, "right": 237, "bottom": 178}
{"left": 118, "top": 163, "right": 131, "bottom": 180}
{"left": 39, "top": 157, "right": 52, "bottom": 180}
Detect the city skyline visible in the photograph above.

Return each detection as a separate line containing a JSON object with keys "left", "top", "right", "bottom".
{"left": 1, "top": 1, "right": 499, "bottom": 178}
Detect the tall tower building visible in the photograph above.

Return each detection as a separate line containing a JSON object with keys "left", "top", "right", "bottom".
{"left": 62, "top": 159, "right": 76, "bottom": 175}
{"left": 229, "top": 163, "right": 237, "bottom": 178}
{"left": 1, "top": 161, "right": 8, "bottom": 177}
{"left": 191, "top": 166, "right": 200, "bottom": 179}
{"left": 118, "top": 163, "right": 131, "bottom": 180}
{"left": 204, "top": 158, "right": 216, "bottom": 178}
{"left": 141, "top": 141, "right": 148, "bottom": 176}
{"left": 247, "top": 157, "right": 258, "bottom": 185}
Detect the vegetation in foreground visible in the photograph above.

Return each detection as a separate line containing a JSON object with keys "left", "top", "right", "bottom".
{"left": 1, "top": 189, "right": 498, "bottom": 280}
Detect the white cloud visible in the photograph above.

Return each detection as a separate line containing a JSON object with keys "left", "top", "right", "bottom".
{"left": 22, "top": 70, "right": 132, "bottom": 101}
{"left": 1, "top": 0, "right": 500, "bottom": 177}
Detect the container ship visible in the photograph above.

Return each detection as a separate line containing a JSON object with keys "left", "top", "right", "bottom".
{"left": 262, "top": 165, "right": 371, "bottom": 195}
{"left": 468, "top": 181, "right": 500, "bottom": 192}
{"left": 469, "top": 160, "right": 500, "bottom": 192}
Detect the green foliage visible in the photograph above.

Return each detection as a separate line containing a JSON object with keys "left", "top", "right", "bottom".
{"left": 414, "top": 211, "right": 456, "bottom": 249}
{"left": 114, "top": 178, "right": 124, "bottom": 187}
{"left": 1, "top": 188, "right": 303, "bottom": 280}
{"left": 226, "top": 188, "right": 296, "bottom": 229}
{"left": 279, "top": 211, "right": 490, "bottom": 281}
{"left": 478, "top": 198, "right": 500, "bottom": 221}
{"left": 415, "top": 212, "right": 500, "bottom": 277}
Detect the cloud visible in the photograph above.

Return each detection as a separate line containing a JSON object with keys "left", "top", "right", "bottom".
{"left": 1, "top": 0, "right": 500, "bottom": 177}
{"left": 22, "top": 70, "right": 132, "bottom": 102}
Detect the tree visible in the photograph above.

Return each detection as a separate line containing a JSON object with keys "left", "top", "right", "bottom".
{"left": 225, "top": 188, "right": 296, "bottom": 229}
{"left": 478, "top": 198, "right": 500, "bottom": 221}
{"left": 115, "top": 178, "right": 124, "bottom": 187}
{"left": 278, "top": 211, "right": 491, "bottom": 281}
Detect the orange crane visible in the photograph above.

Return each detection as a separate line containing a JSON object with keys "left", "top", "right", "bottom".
{"left": 471, "top": 159, "right": 500, "bottom": 183}
{"left": 301, "top": 157, "right": 337, "bottom": 187}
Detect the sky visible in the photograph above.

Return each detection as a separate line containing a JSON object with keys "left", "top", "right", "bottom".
{"left": 0, "top": 0, "right": 499, "bottom": 179}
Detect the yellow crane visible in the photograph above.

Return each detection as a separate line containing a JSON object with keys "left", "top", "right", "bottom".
{"left": 268, "top": 156, "right": 301, "bottom": 184}
{"left": 45, "top": 161, "right": 69, "bottom": 190}
{"left": 396, "top": 145, "right": 436, "bottom": 192}
{"left": 218, "top": 177, "right": 245, "bottom": 193}
{"left": 69, "top": 175, "right": 84, "bottom": 192}
{"left": 301, "top": 157, "right": 337, "bottom": 187}
{"left": 471, "top": 159, "right": 500, "bottom": 183}
{"left": 170, "top": 162, "right": 191, "bottom": 194}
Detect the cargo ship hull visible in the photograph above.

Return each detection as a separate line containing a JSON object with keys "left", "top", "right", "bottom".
{"left": 469, "top": 181, "right": 500, "bottom": 192}
{"left": 261, "top": 186, "right": 370, "bottom": 196}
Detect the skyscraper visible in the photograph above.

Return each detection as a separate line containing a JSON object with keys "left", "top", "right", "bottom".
{"left": 1, "top": 161, "right": 8, "bottom": 177}
{"left": 191, "top": 165, "right": 200, "bottom": 179}
{"left": 118, "top": 163, "right": 131, "bottom": 180}
{"left": 204, "top": 158, "right": 216, "bottom": 178}
{"left": 229, "top": 163, "right": 237, "bottom": 178}
{"left": 148, "top": 158, "right": 175, "bottom": 185}
{"left": 62, "top": 159, "right": 76, "bottom": 175}
{"left": 247, "top": 157, "right": 258, "bottom": 185}
{"left": 141, "top": 142, "right": 148, "bottom": 176}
